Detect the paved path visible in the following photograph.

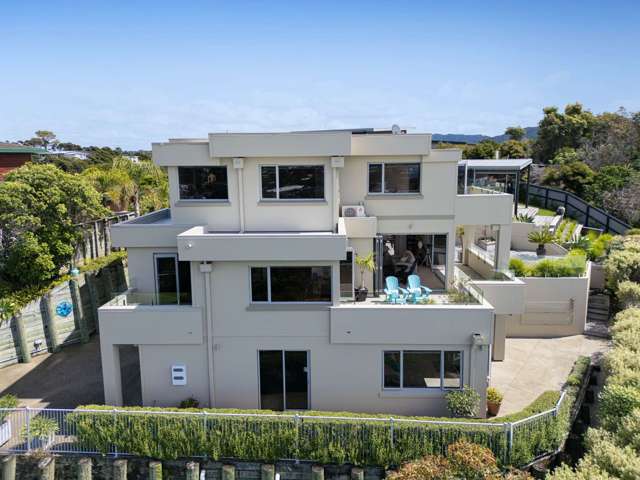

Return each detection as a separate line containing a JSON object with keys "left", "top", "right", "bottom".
{"left": 0, "top": 336, "right": 103, "bottom": 408}
{"left": 490, "top": 335, "right": 609, "bottom": 416}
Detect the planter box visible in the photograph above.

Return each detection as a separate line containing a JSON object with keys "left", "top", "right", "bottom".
{"left": 0, "top": 420, "right": 11, "bottom": 447}
{"left": 30, "top": 433, "right": 54, "bottom": 450}
{"left": 478, "top": 238, "right": 496, "bottom": 250}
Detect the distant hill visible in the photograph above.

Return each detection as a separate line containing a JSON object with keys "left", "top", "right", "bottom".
{"left": 432, "top": 126, "right": 538, "bottom": 145}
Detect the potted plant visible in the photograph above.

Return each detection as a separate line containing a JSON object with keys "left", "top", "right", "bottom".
{"left": 0, "top": 394, "right": 18, "bottom": 447}
{"left": 486, "top": 387, "right": 504, "bottom": 416}
{"left": 445, "top": 386, "right": 480, "bottom": 418}
{"left": 354, "top": 253, "right": 375, "bottom": 302}
{"left": 21, "top": 416, "right": 58, "bottom": 450}
{"left": 528, "top": 227, "right": 555, "bottom": 256}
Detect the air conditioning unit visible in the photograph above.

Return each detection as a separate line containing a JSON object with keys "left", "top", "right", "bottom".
{"left": 342, "top": 205, "right": 366, "bottom": 217}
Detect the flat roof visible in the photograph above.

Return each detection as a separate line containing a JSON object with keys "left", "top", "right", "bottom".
{"left": 0, "top": 143, "right": 47, "bottom": 154}
{"left": 459, "top": 158, "right": 532, "bottom": 171}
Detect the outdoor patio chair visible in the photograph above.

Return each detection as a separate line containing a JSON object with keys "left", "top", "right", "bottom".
{"left": 406, "top": 274, "right": 432, "bottom": 304}
{"left": 384, "top": 276, "right": 408, "bottom": 304}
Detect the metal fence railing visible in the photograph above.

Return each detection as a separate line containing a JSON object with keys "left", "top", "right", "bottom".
{"left": 521, "top": 183, "right": 631, "bottom": 235}
{"left": 0, "top": 392, "right": 569, "bottom": 466}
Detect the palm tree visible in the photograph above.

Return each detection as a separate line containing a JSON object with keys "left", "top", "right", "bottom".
{"left": 528, "top": 227, "right": 555, "bottom": 256}
{"left": 112, "top": 156, "right": 164, "bottom": 216}
{"left": 82, "top": 166, "right": 136, "bottom": 212}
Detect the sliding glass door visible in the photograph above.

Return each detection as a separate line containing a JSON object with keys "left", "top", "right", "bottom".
{"left": 259, "top": 350, "right": 309, "bottom": 410}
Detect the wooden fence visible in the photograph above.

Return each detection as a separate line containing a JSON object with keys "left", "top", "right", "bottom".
{"left": 0, "top": 259, "right": 128, "bottom": 368}
{"left": 73, "top": 212, "right": 135, "bottom": 265}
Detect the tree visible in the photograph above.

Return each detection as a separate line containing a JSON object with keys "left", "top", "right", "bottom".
{"left": 463, "top": 139, "right": 499, "bottom": 159}
{"left": 33, "top": 130, "right": 58, "bottom": 151}
{"left": 580, "top": 108, "right": 640, "bottom": 169}
{"left": 505, "top": 126, "right": 526, "bottom": 141}
{"left": 82, "top": 156, "right": 168, "bottom": 215}
{"left": 600, "top": 180, "right": 640, "bottom": 227}
{"left": 585, "top": 165, "right": 637, "bottom": 204}
{"left": 542, "top": 160, "right": 595, "bottom": 197}
{"left": 499, "top": 139, "right": 529, "bottom": 159}
{"left": 0, "top": 164, "right": 107, "bottom": 287}
{"left": 532, "top": 103, "right": 596, "bottom": 163}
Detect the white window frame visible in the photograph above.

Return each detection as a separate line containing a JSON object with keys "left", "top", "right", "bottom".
{"left": 382, "top": 350, "right": 463, "bottom": 391}
{"left": 249, "top": 266, "right": 333, "bottom": 304}
{"left": 367, "top": 162, "right": 421, "bottom": 195}
{"left": 259, "top": 164, "right": 325, "bottom": 201}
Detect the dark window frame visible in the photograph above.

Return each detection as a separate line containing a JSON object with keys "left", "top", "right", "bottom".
{"left": 250, "top": 266, "right": 332, "bottom": 304}
{"left": 178, "top": 166, "right": 229, "bottom": 201}
{"left": 382, "top": 350, "right": 463, "bottom": 390}
{"left": 153, "top": 253, "right": 192, "bottom": 305}
{"left": 368, "top": 162, "right": 421, "bottom": 195}
{"left": 259, "top": 164, "right": 325, "bottom": 201}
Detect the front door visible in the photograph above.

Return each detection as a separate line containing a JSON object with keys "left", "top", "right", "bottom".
{"left": 259, "top": 350, "right": 309, "bottom": 410}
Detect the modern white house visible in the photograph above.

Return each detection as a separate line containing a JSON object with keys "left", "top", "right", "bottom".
{"left": 98, "top": 129, "right": 590, "bottom": 417}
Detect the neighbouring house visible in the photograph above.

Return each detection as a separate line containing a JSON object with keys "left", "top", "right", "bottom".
{"left": 0, "top": 143, "right": 46, "bottom": 179}
{"left": 98, "top": 129, "right": 590, "bottom": 417}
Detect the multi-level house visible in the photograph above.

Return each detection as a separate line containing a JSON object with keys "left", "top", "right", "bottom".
{"left": 98, "top": 129, "right": 529, "bottom": 417}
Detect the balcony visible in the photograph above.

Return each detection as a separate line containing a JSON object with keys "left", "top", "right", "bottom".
{"left": 330, "top": 283, "right": 493, "bottom": 345}
{"left": 177, "top": 226, "right": 347, "bottom": 261}
{"left": 99, "top": 290, "right": 203, "bottom": 345}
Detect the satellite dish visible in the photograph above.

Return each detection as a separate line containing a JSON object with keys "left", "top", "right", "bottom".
{"left": 391, "top": 124, "right": 401, "bottom": 135}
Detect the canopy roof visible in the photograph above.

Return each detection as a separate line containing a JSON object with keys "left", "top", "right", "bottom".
{"left": 459, "top": 158, "right": 532, "bottom": 171}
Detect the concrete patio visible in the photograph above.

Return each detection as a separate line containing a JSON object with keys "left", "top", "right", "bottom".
{"left": 490, "top": 335, "right": 609, "bottom": 416}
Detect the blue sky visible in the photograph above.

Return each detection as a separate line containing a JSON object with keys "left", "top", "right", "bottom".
{"left": 1, "top": 0, "right": 639, "bottom": 150}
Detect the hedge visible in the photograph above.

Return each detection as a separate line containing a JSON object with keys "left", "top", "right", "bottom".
{"left": 508, "top": 252, "right": 586, "bottom": 278}
{"left": 67, "top": 358, "right": 589, "bottom": 468}
{"left": 549, "top": 305, "right": 640, "bottom": 478}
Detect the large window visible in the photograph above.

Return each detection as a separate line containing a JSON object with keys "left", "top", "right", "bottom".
{"left": 178, "top": 166, "right": 228, "bottom": 200}
{"left": 383, "top": 350, "right": 462, "bottom": 389}
{"left": 368, "top": 163, "right": 420, "bottom": 194}
{"left": 250, "top": 266, "right": 332, "bottom": 303}
{"left": 154, "top": 254, "right": 192, "bottom": 305}
{"left": 261, "top": 165, "right": 324, "bottom": 200}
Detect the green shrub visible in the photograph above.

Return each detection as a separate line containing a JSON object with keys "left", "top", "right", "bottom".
{"left": 587, "top": 233, "right": 613, "bottom": 262}
{"left": 387, "top": 454, "right": 452, "bottom": 480}
{"left": 547, "top": 457, "right": 615, "bottom": 479}
{"left": 583, "top": 428, "right": 640, "bottom": 480}
{"left": 598, "top": 384, "right": 640, "bottom": 432}
{"left": 21, "top": 415, "right": 58, "bottom": 440}
{"left": 509, "top": 258, "right": 528, "bottom": 277}
{"left": 487, "top": 387, "right": 504, "bottom": 405}
{"left": 604, "top": 347, "right": 640, "bottom": 388}
{"left": 617, "top": 408, "right": 640, "bottom": 452}
{"left": 528, "top": 253, "right": 586, "bottom": 277}
{"left": 68, "top": 358, "right": 589, "bottom": 468}
{"left": 179, "top": 397, "right": 200, "bottom": 409}
{"left": 604, "top": 248, "right": 640, "bottom": 292}
{"left": 445, "top": 386, "right": 480, "bottom": 417}
{"left": 446, "top": 439, "right": 498, "bottom": 479}
{"left": 0, "top": 394, "right": 18, "bottom": 423}
{"left": 617, "top": 281, "right": 640, "bottom": 309}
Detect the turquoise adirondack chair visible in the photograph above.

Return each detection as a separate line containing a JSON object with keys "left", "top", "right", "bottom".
{"left": 406, "top": 274, "right": 432, "bottom": 304}
{"left": 384, "top": 276, "right": 408, "bottom": 304}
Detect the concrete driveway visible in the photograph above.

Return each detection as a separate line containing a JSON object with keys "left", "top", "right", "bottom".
{"left": 0, "top": 335, "right": 104, "bottom": 408}
{"left": 491, "top": 335, "right": 609, "bottom": 416}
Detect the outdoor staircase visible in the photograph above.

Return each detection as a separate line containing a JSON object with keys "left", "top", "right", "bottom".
{"left": 585, "top": 293, "right": 610, "bottom": 338}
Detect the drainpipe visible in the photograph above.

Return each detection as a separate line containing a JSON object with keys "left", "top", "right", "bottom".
{"left": 233, "top": 158, "right": 245, "bottom": 232}
{"left": 200, "top": 262, "right": 215, "bottom": 407}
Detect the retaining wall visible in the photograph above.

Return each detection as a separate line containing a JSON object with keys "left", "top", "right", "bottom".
{"left": 2, "top": 455, "right": 385, "bottom": 480}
